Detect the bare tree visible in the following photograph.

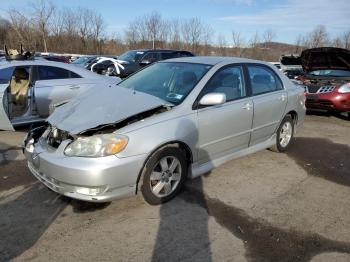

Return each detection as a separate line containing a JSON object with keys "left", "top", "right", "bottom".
{"left": 31, "top": 0, "right": 55, "bottom": 52}
{"left": 294, "top": 34, "right": 304, "bottom": 53}
{"left": 308, "top": 25, "right": 329, "bottom": 48}
{"left": 342, "top": 30, "right": 350, "bottom": 49}
{"left": 263, "top": 29, "right": 275, "bottom": 48}
{"left": 144, "top": 12, "right": 166, "bottom": 49}
{"left": 168, "top": 19, "right": 182, "bottom": 49}
{"left": 181, "top": 18, "right": 205, "bottom": 53}
{"left": 0, "top": 18, "right": 10, "bottom": 47}
{"left": 77, "top": 8, "right": 94, "bottom": 52}
{"left": 7, "top": 8, "right": 34, "bottom": 48}
{"left": 332, "top": 37, "right": 343, "bottom": 48}
{"left": 217, "top": 34, "right": 227, "bottom": 56}
{"left": 232, "top": 31, "right": 245, "bottom": 57}
{"left": 91, "top": 12, "right": 105, "bottom": 53}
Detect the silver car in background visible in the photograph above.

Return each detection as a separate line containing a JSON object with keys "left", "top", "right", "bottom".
{"left": 23, "top": 57, "right": 306, "bottom": 205}
{"left": 0, "top": 59, "right": 120, "bottom": 131}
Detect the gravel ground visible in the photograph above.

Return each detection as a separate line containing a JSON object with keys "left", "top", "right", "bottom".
{"left": 0, "top": 113, "right": 349, "bottom": 262}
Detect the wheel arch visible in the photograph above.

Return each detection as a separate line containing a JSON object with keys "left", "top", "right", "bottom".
{"left": 135, "top": 140, "right": 193, "bottom": 194}
{"left": 286, "top": 110, "right": 298, "bottom": 125}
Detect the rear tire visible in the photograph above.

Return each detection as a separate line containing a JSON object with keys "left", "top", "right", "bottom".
{"left": 140, "top": 147, "right": 188, "bottom": 205}
{"left": 270, "top": 115, "right": 294, "bottom": 153}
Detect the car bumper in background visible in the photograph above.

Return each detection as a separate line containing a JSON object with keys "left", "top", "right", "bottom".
{"left": 305, "top": 92, "right": 350, "bottom": 112}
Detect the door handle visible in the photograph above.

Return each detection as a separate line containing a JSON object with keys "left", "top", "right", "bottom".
{"left": 242, "top": 103, "right": 253, "bottom": 110}
{"left": 69, "top": 85, "right": 80, "bottom": 89}
{"left": 279, "top": 94, "right": 287, "bottom": 101}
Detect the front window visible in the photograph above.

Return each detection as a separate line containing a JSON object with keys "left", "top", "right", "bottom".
{"left": 118, "top": 50, "right": 145, "bottom": 63}
{"left": 200, "top": 66, "right": 246, "bottom": 102}
{"left": 118, "top": 62, "right": 211, "bottom": 105}
{"left": 308, "top": 70, "right": 350, "bottom": 77}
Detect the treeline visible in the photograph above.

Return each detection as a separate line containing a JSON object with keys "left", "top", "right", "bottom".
{"left": 0, "top": 0, "right": 349, "bottom": 61}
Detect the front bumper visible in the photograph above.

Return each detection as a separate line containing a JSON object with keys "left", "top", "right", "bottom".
{"left": 305, "top": 92, "right": 350, "bottom": 112}
{"left": 24, "top": 138, "right": 147, "bottom": 202}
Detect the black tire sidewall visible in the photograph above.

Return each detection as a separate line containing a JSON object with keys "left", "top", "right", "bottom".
{"left": 140, "top": 147, "right": 188, "bottom": 205}
{"left": 276, "top": 115, "right": 294, "bottom": 152}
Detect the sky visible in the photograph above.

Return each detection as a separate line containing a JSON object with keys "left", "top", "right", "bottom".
{"left": 0, "top": 0, "right": 349, "bottom": 45}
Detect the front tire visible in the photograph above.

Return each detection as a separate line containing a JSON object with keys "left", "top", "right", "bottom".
{"left": 140, "top": 147, "right": 188, "bottom": 205}
{"left": 270, "top": 115, "right": 294, "bottom": 152}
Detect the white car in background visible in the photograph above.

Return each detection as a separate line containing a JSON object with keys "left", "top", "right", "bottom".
{"left": 0, "top": 58, "right": 120, "bottom": 131}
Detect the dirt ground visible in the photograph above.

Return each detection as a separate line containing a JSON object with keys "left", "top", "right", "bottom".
{"left": 0, "top": 113, "right": 349, "bottom": 262}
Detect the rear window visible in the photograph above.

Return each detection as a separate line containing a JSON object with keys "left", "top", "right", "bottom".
{"left": 38, "top": 66, "right": 81, "bottom": 80}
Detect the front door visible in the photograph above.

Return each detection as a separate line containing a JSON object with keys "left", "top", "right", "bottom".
{"left": 196, "top": 65, "right": 253, "bottom": 164}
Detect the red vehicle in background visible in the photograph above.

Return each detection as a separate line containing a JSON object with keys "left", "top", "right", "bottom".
{"left": 299, "top": 47, "right": 350, "bottom": 119}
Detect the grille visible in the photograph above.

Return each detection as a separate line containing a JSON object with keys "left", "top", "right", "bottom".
{"left": 306, "top": 85, "right": 336, "bottom": 94}
{"left": 306, "top": 86, "right": 320, "bottom": 93}
{"left": 317, "top": 86, "right": 335, "bottom": 93}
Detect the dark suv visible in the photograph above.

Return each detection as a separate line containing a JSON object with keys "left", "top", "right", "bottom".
{"left": 114, "top": 49, "right": 194, "bottom": 78}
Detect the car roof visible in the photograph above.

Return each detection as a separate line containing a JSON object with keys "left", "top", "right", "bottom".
{"left": 161, "top": 56, "right": 270, "bottom": 66}
{"left": 129, "top": 49, "right": 192, "bottom": 53}
{"left": 0, "top": 58, "right": 102, "bottom": 79}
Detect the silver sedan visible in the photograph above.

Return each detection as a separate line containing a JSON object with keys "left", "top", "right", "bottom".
{"left": 23, "top": 56, "right": 306, "bottom": 205}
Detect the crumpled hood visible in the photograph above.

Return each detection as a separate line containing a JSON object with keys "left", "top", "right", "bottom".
{"left": 48, "top": 85, "right": 167, "bottom": 134}
{"left": 301, "top": 47, "right": 350, "bottom": 73}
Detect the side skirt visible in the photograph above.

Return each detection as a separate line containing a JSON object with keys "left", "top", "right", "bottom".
{"left": 190, "top": 134, "right": 276, "bottom": 179}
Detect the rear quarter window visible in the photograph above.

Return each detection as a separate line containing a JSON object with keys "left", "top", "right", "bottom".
{"left": 38, "top": 66, "right": 81, "bottom": 80}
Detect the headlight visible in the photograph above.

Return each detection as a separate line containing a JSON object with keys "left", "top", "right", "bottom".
{"left": 64, "top": 134, "right": 128, "bottom": 157}
{"left": 338, "top": 83, "right": 350, "bottom": 93}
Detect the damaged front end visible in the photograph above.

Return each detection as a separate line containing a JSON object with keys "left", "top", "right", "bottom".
{"left": 24, "top": 104, "right": 171, "bottom": 158}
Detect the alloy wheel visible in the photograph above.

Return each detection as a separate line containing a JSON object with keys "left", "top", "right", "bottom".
{"left": 149, "top": 156, "right": 182, "bottom": 197}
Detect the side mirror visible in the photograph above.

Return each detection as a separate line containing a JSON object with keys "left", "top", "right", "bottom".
{"left": 139, "top": 59, "right": 151, "bottom": 66}
{"left": 199, "top": 93, "right": 226, "bottom": 106}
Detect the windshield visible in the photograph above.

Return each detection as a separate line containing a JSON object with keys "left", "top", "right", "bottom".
{"left": 308, "top": 70, "right": 350, "bottom": 77}
{"left": 118, "top": 62, "right": 212, "bottom": 105}
{"left": 72, "top": 56, "right": 95, "bottom": 64}
{"left": 118, "top": 50, "right": 145, "bottom": 63}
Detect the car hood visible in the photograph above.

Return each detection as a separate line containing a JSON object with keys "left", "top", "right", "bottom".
{"left": 48, "top": 85, "right": 168, "bottom": 135}
{"left": 301, "top": 47, "right": 350, "bottom": 73}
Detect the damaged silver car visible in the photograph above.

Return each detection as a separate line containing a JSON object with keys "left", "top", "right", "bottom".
{"left": 23, "top": 57, "right": 306, "bottom": 205}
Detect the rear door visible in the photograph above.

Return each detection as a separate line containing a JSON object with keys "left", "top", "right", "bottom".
{"left": 247, "top": 64, "right": 287, "bottom": 146}
{"left": 196, "top": 65, "right": 253, "bottom": 164}
{"left": 34, "top": 65, "right": 90, "bottom": 117}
